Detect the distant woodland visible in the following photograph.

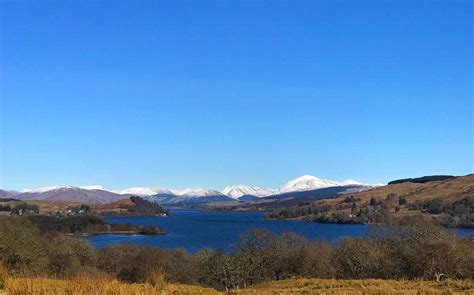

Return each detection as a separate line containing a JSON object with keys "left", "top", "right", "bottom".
{"left": 388, "top": 175, "right": 457, "bottom": 185}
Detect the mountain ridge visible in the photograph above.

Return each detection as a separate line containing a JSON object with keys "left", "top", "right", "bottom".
{"left": 4, "top": 175, "right": 383, "bottom": 204}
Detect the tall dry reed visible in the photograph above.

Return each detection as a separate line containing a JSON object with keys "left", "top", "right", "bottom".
{"left": 4, "top": 275, "right": 220, "bottom": 295}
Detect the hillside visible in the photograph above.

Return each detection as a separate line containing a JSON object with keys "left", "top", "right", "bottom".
{"left": 327, "top": 173, "right": 473, "bottom": 204}
{"left": 14, "top": 187, "right": 130, "bottom": 204}
{"left": 268, "top": 174, "right": 474, "bottom": 227}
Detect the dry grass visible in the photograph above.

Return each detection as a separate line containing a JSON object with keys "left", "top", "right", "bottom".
{"left": 329, "top": 174, "right": 474, "bottom": 207}
{"left": 2, "top": 276, "right": 473, "bottom": 294}
{"left": 233, "top": 278, "right": 474, "bottom": 294}
{"left": 304, "top": 174, "right": 474, "bottom": 220}
{"left": 0, "top": 264, "right": 6, "bottom": 290}
{"left": 3, "top": 276, "right": 219, "bottom": 295}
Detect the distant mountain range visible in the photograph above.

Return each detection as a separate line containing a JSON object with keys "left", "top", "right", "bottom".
{"left": 0, "top": 189, "right": 20, "bottom": 198}
{"left": 222, "top": 175, "right": 381, "bottom": 199}
{"left": 8, "top": 187, "right": 131, "bottom": 204}
{"left": 2, "top": 175, "right": 383, "bottom": 204}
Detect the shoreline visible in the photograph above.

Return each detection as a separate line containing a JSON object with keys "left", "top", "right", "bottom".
{"left": 67, "top": 230, "right": 167, "bottom": 237}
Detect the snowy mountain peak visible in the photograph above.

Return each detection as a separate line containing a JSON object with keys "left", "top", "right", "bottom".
{"left": 341, "top": 180, "right": 364, "bottom": 186}
{"left": 279, "top": 175, "right": 341, "bottom": 193}
{"left": 222, "top": 185, "right": 275, "bottom": 199}
{"left": 21, "top": 185, "right": 76, "bottom": 193}
{"left": 80, "top": 185, "right": 106, "bottom": 191}
{"left": 294, "top": 175, "right": 320, "bottom": 181}
{"left": 113, "top": 187, "right": 173, "bottom": 196}
{"left": 278, "top": 175, "right": 382, "bottom": 194}
{"left": 171, "top": 189, "right": 224, "bottom": 197}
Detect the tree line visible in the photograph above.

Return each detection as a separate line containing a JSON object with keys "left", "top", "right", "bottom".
{"left": 388, "top": 175, "right": 456, "bottom": 185}
{"left": 25, "top": 215, "right": 165, "bottom": 236}
{"left": 0, "top": 215, "right": 472, "bottom": 291}
{"left": 267, "top": 195, "right": 474, "bottom": 228}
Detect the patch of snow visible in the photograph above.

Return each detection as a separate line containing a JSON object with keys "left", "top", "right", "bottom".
{"left": 171, "top": 189, "right": 224, "bottom": 197}
{"left": 80, "top": 185, "right": 106, "bottom": 190}
{"left": 222, "top": 185, "right": 275, "bottom": 199}
{"left": 113, "top": 187, "right": 173, "bottom": 196}
{"left": 341, "top": 180, "right": 364, "bottom": 186}
{"left": 21, "top": 185, "right": 75, "bottom": 193}
{"left": 279, "top": 175, "right": 341, "bottom": 193}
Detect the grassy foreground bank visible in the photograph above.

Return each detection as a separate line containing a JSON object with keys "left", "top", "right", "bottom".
{"left": 2, "top": 276, "right": 473, "bottom": 294}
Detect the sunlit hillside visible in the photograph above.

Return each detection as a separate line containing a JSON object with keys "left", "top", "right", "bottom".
{"left": 268, "top": 174, "right": 474, "bottom": 227}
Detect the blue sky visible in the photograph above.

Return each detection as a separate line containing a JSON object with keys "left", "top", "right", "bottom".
{"left": 1, "top": 0, "right": 472, "bottom": 191}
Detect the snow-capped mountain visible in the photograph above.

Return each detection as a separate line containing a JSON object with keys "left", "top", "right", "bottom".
{"left": 21, "top": 185, "right": 75, "bottom": 193}
{"left": 15, "top": 186, "right": 128, "bottom": 204}
{"left": 146, "top": 189, "right": 233, "bottom": 204}
{"left": 279, "top": 175, "right": 342, "bottom": 193}
{"left": 171, "top": 189, "right": 224, "bottom": 197}
{"left": 80, "top": 185, "right": 106, "bottom": 190}
{"left": 278, "top": 175, "right": 380, "bottom": 194}
{"left": 222, "top": 185, "right": 275, "bottom": 199}
{"left": 341, "top": 180, "right": 364, "bottom": 186}
{"left": 20, "top": 185, "right": 173, "bottom": 197}
{"left": 113, "top": 187, "right": 173, "bottom": 196}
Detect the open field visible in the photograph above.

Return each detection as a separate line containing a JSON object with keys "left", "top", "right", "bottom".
{"left": 2, "top": 276, "right": 220, "bottom": 295}
{"left": 2, "top": 277, "right": 473, "bottom": 295}
{"left": 0, "top": 199, "right": 85, "bottom": 216}
{"left": 233, "top": 278, "right": 474, "bottom": 294}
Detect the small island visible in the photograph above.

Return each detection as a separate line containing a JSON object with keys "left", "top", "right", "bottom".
{"left": 27, "top": 214, "right": 166, "bottom": 236}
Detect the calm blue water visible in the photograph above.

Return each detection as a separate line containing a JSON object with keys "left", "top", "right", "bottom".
{"left": 87, "top": 209, "right": 474, "bottom": 253}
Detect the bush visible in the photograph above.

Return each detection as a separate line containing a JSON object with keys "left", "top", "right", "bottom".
{"left": 98, "top": 245, "right": 196, "bottom": 285}
{"left": 333, "top": 238, "right": 390, "bottom": 279}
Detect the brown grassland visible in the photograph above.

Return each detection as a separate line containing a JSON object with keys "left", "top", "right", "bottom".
{"left": 233, "top": 278, "right": 474, "bottom": 294}
{"left": 1, "top": 276, "right": 473, "bottom": 295}
{"left": 323, "top": 174, "right": 474, "bottom": 212}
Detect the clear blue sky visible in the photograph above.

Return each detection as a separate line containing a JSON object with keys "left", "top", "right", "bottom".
{"left": 1, "top": 1, "right": 472, "bottom": 191}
